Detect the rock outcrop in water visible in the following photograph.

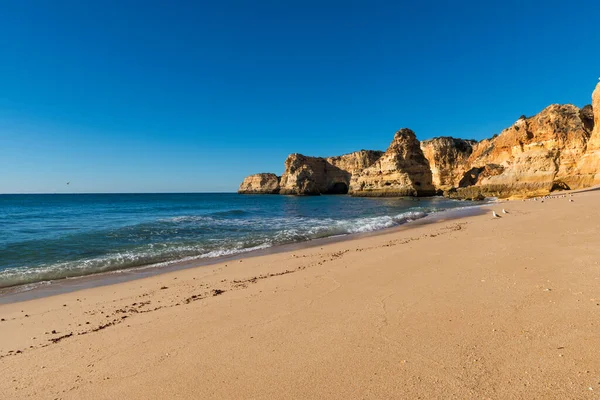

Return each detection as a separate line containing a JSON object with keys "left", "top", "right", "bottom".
{"left": 238, "top": 173, "right": 280, "bottom": 194}
{"left": 278, "top": 150, "right": 384, "bottom": 195}
{"left": 349, "top": 129, "right": 436, "bottom": 197}
{"left": 239, "top": 81, "right": 600, "bottom": 199}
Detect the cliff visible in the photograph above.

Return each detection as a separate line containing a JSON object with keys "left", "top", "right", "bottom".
{"left": 278, "top": 150, "right": 383, "bottom": 195}
{"left": 349, "top": 129, "right": 436, "bottom": 196}
{"left": 238, "top": 173, "right": 280, "bottom": 194}
{"left": 445, "top": 102, "right": 594, "bottom": 199}
{"left": 574, "top": 82, "right": 600, "bottom": 187}
{"left": 238, "top": 81, "right": 600, "bottom": 199}
{"left": 420, "top": 137, "right": 477, "bottom": 190}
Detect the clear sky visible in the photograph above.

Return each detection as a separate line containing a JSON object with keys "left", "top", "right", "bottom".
{"left": 1, "top": 0, "right": 599, "bottom": 193}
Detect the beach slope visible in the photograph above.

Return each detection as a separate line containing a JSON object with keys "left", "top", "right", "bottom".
{"left": 2, "top": 190, "right": 600, "bottom": 399}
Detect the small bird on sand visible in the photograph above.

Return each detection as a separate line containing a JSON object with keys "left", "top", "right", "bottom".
{"left": 492, "top": 211, "right": 501, "bottom": 218}
{"left": 502, "top": 209, "right": 508, "bottom": 214}
{"left": 569, "top": 199, "right": 574, "bottom": 202}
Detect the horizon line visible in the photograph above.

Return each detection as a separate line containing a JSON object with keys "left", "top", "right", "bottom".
{"left": 0, "top": 191, "right": 239, "bottom": 195}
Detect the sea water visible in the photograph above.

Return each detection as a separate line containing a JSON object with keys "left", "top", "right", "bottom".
{"left": 0, "top": 193, "right": 481, "bottom": 289}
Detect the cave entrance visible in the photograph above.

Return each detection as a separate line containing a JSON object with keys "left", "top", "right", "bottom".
{"left": 327, "top": 182, "right": 349, "bottom": 195}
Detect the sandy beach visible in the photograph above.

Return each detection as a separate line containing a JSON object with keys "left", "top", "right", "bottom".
{"left": 1, "top": 190, "right": 600, "bottom": 399}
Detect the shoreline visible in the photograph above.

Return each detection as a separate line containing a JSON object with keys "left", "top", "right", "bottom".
{"left": 2, "top": 189, "right": 600, "bottom": 398}
{"left": 0, "top": 203, "right": 487, "bottom": 304}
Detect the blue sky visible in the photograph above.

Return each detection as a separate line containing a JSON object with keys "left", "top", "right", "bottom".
{"left": 1, "top": 0, "right": 599, "bottom": 193}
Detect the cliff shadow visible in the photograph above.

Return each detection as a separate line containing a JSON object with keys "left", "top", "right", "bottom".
{"left": 321, "top": 163, "right": 352, "bottom": 194}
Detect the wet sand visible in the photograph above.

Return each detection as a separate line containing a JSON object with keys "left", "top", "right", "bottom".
{"left": 1, "top": 190, "right": 600, "bottom": 399}
{"left": 0, "top": 205, "right": 485, "bottom": 304}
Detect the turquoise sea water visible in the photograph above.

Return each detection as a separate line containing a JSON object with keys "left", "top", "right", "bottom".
{"left": 0, "top": 193, "right": 481, "bottom": 289}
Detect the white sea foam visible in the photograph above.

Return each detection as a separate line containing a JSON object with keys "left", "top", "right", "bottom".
{"left": 1, "top": 204, "right": 483, "bottom": 291}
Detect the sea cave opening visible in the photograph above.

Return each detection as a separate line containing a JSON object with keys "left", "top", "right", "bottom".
{"left": 327, "top": 182, "right": 349, "bottom": 195}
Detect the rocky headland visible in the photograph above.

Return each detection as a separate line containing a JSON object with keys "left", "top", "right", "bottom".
{"left": 447, "top": 102, "right": 594, "bottom": 200}
{"left": 278, "top": 150, "right": 383, "bottom": 195}
{"left": 238, "top": 173, "right": 281, "bottom": 194}
{"left": 349, "top": 129, "right": 436, "bottom": 197}
{"left": 239, "top": 81, "right": 600, "bottom": 199}
{"left": 420, "top": 137, "right": 477, "bottom": 191}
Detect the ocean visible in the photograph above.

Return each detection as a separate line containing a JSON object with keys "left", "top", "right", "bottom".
{"left": 0, "top": 193, "right": 482, "bottom": 290}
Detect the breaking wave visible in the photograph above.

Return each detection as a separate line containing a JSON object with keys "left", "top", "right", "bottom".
{"left": 0, "top": 193, "right": 484, "bottom": 291}
{"left": 0, "top": 211, "right": 431, "bottom": 289}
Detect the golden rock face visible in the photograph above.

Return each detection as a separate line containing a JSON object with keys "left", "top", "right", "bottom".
{"left": 349, "top": 128, "right": 436, "bottom": 197}
{"left": 420, "top": 137, "right": 476, "bottom": 191}
{"left": 278, "top": 150, "right": 384, "bottom": 195}
{"left": 238, "top": 173, "right": 280, "bottom": 194}
{"left": 573, "top": 82, "right": 600, "bottom": 188}
{"left": 452, "top": 103, "right": 593, "bottom": 198}
{"left": 239, "top": 82, "right": 599, "bottom": 199}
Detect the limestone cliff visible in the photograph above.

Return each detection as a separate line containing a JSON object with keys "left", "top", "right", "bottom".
{"left": 448, "top": 103, "right": 593, "bottom": 198}
{"left": 574, "top": 82, "right": 600, "bottom": 186}
{"left": 278, "top": 150, "right": 383, "bottom": 195}
{"left": 238, "top": 173, "right": 280, "bottom": 194}
{"left": 349, "top": 129, "right": 436, "bottom": 197}
{"left": 420, "top": 137, "right": 477, "bottom": 190}
{"left": 238, "top": 81, "right": 600, "bottom": 199}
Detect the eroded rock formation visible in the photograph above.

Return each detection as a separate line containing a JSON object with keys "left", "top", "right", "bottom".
{"left": 420, "top": 137, "right": 477, "bottom": 190}
{"left": 238, "top": 173, "right": 280, "bottom": 194}
{"left": 446, "top": 102, "right": 594, "bottom": 198}
{"left": 574, "top": 82, "right": 600, "bottom": 187}
{"left": 349, "top": 129, "right": 436, "bottom": 197}
{"left": 278, "top": 150, "right": 383, "bottom": 195}
{"left": 238, "top": 81, "right": 600, "bottom": 199}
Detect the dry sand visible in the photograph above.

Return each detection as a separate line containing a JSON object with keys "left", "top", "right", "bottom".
{"left": 1, "top": 190, "right": 600, "bottom": 399}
